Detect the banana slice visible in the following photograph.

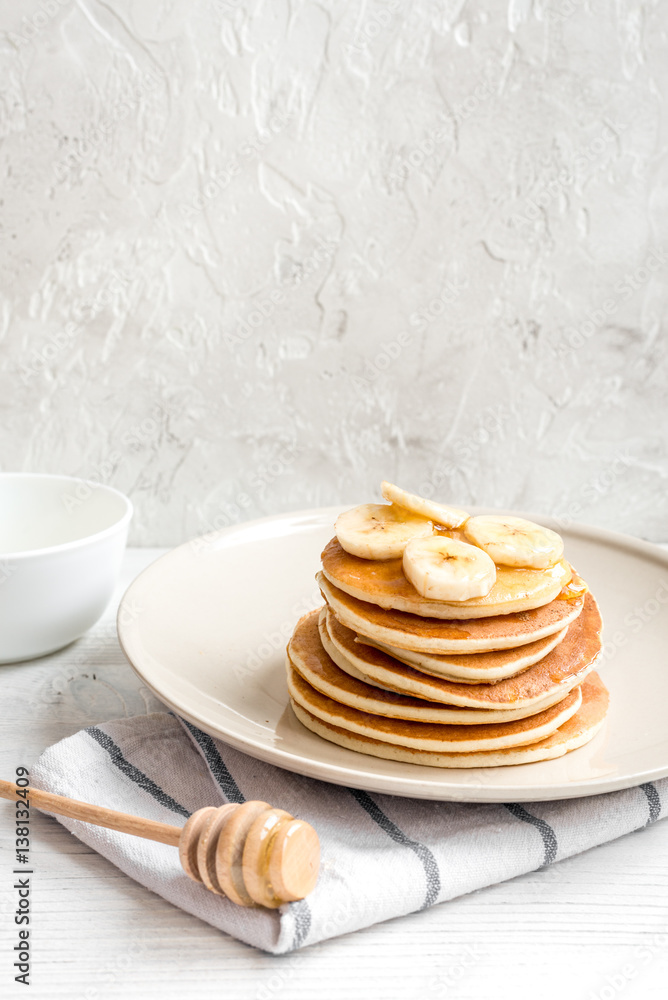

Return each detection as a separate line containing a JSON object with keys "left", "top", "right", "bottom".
{"left": 464, "top": 515, "right": 564, "bottom": 569}
{"left": 380, "top": 481, "right": 469, "bottom": 529}
{"left": 402, "top": 536, "right": 496, "bottom": 602}
{"left": 335, "top": 504, "right": 434, "bottom": 560}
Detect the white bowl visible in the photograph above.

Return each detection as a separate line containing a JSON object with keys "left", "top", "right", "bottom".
{"left": 0, "top": 473, "right": 133, "bottom": 663}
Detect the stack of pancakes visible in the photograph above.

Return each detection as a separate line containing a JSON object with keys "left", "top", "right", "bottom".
{"left": 286, "top": 533, "right": 609, "bottom": 769}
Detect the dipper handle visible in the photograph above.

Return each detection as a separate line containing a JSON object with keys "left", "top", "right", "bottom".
{"left": 0, "top": 778, "right": 181, "bottom": 845}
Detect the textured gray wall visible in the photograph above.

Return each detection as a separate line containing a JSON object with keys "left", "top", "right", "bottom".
{"left": 1, "top": 0, "right": 667, "bottom": 545}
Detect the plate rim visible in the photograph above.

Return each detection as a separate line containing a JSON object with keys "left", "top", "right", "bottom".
{"left": 117, "top": 505, "right": 668, "bottom": 803}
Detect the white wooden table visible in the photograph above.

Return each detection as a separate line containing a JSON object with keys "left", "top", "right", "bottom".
{"left": 2, "top": 549, "right": 667, "bottom": 1000}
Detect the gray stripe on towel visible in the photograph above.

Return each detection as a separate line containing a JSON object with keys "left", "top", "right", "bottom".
{"left": 179, "top": 720, "right": 245, "bottom": 804}
{"left": 349, "top": 789, "right": 441, "bottom": 909}
{"left": 640, "top": 783, "right": 661, "bottom": 825}
{"left": 86, "top": 727, "right": 190, "bottom": 818}
{"left": 505, "top": 803, "right": 558, "bottom": 867}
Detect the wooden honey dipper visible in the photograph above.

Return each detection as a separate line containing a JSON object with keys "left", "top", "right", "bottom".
{"left": 0, "top": 780, "right": 320, "bottom": 908}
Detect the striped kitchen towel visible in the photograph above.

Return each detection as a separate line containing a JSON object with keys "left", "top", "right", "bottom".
{"left": 31, "top": 712, "right": 666, "bottom": 954}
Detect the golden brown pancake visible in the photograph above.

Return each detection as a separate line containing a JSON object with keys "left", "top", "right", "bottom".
{"left": 321, "top": 610, "right": 573, "bottom": 715}
{"left": 290, "top": 672, "right": 608, "bottom": 768}
{"left": 321, "top": 538, "right": 572, "bottom": 619}
{"left": 318, "top": 572, "right": 585, "bottom": 654}
{"left": 287, "top": 658, "right": 582, "bottom": 752}
{"left": 288, "top": 610, "right": 568, "bottom": 724}
{"left": 321, "top": 592, "right": 602, "bottom": 710}
{"left": 360, "top": 627, "right": 568, "bottom": 683}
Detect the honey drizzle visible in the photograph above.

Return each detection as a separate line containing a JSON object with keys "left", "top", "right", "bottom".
{"left": 556, "top": 578, "right": 588, "bottom": 601}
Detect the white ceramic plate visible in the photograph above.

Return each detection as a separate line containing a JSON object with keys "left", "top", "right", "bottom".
{"left": 117, "top": 506, "right": 668, "bottom": 802}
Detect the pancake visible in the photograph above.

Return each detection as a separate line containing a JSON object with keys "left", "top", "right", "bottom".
{"left": 319, "top": 611, "right": 572, "bottom": 719}
{"left": 321, "top": 538, "right": 572, "bottom": 619}
{"left": 287, "top": 659, "right": 582, "bottom": 752}
{"left": 360, "top": 627, "right": 568, "bottom": 683}
{"left": 291, "top": 672, "right": 608, "bottom": 768}
{"left": 318, "top": 572, "right": 585, "bottom": 654}
{"left": 322, "top": 592, "right": 602, "bottom": 710}
{"left": 289, "top": 610, "right": 567, "bottom": 724}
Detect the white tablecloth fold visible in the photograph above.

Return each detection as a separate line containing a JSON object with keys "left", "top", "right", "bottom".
{"left": 31, "top": 712, "right": 666, "bottom": 954}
